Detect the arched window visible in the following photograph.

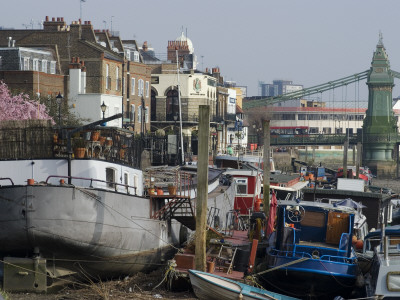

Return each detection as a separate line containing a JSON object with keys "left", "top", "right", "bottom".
{"left": 166, "top": 89, "right": 179, "bottom": 121}
{"left": 151, "top": 90, "right": 157, "bottom": 120}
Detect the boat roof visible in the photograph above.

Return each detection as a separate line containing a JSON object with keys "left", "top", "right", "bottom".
{"left": 365, "top": 225, "right": 400, "bottom": 239}
{"left": 277, "top": 199, "right": 357, "bottom": 214}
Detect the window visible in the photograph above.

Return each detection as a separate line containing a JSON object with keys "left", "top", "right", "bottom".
{"left": 131, "top": 78, "right": 135, "bottom": 95}
{"left": 235, "top": 178, "right": 248, "bottom": 195}
{"left": 106, "top": 64, "right": 110, "bottom": 90}
{"left": 130, "top": 104, "right": 135, "bottom": 122}
{"left": 23, "top": 57, "right": 30, "bottom": 70}
{"left": 145, "top": 106, "right": 149, "bottom": 123}
{"left": 133, "top": 51, "right": 139, "bottom": 62}
{"left": 138, "top": 105, "right": 142, "bottom": 123}
{"left": 41, "top": 60, "right": 47, "bottom": 73}
{"left": 138, "top": 79, "right": 144, "bottom": 96}
{"left": 145, "top": 81, "right": 149, "bottom": 98}
{"left": 50, "top": 61, "right": 56, "bottom": 74}
{"left": 124, "top": 172, "right": 129, "bottom": 193}
{"left": 166, "top": 89, "right": 179, "bottom": 121}
{"left": 0, "top": 56, "right": 2, "bottom": 69}
{"left": 116, "top": 66, "right": 119, "bottom": 90}
{"left": 106, "top": 168, "right": 116, "bottom": 188}
{"left": 33, "top": 59, "right": 39, "bottom": 71}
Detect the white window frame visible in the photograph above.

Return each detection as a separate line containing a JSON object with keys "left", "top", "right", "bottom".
{"left": 106, "top": 64, "right": 110, "bottom": 89}
{"left": 145, "top": 81, "right": 149, "bottom": 98}
{"left": 133, "top": 51, "right": 139, "bottom": 62}
{"left": 138, "top": 79, "right": 144, "bottom": 96}
{"left": 131, "top": 78, "right": 135, "bottom": 95}
{"left": 33, "top": 59, "right": 39, "bottom": 71}
{"left": 116, "top": 66, "right": 119, "bottom": 91}
{"left": 145, "top": 106, "right": 149, "bottom": 123}
{"left": 23, "top": 57, "right": 30, "bottom": 70}
{"left": 234, "top": 178, "right": 248, "bottom": 195}
{"left": 41, "top": 59, "right": 47, "bottom": 73}
{"left": 50, "top": 61, "right": 56, "bottom": 74}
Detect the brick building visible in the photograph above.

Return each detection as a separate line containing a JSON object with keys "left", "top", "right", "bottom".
{"left": 0, "top": 16, "right": 151, "bottom": 131}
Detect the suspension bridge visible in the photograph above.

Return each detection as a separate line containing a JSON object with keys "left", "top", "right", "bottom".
{"left": 243, "top": 35, "right": 400, "bottom": 177}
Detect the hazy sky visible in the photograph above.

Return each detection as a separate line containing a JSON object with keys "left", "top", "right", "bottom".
{"left": 2, "top": 0, "right": 400, "bottom": 102}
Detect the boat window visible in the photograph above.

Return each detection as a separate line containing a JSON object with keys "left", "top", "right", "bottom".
{"left": 234, "top": 178, "right": 248, "bottom": 194}
{"left": 106, "top": 168, "right": 116, "bottom": 189}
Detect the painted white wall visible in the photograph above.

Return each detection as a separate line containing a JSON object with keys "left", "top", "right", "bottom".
{"left": 227, "top": 88, "right": 236, "bottom": 114}
{"left": 69, "top": 68, "right": 122, "bottom": 127}
{"left": 0, "top": 159, "right": 143, "bottom": 196}
{"left": 70, "top": 93, "right": 122, "bottom": 127}
{"left": 152, "top": 73, "right": 216, "bottom": 100}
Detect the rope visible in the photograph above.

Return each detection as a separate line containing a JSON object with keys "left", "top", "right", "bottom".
{"left": 152, "top": 260, "right": 177, "bottom": 291}
{"left": 251, "top": 257, "right": 310, "bottom": 276}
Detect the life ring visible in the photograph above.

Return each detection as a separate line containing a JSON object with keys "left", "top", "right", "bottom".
{"left": 311, "top": 249, "right": 320, "bottom": 259}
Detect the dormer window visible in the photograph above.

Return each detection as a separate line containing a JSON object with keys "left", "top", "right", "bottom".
{"left": 133, "top": 51, "right": 139, "bottom": 62}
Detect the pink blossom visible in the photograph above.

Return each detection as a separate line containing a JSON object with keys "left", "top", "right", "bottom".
{"left": 0, "top": 81, "right": 54, "bottom": 122}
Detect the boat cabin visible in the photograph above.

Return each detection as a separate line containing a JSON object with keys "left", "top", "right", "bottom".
{"left": 274, "top": 201, "right": 356, "bottom": 259}
{"left": 224, "top": 169, "right": 262, "bottom": 215}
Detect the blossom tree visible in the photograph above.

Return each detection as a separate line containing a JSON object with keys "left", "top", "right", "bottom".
{"left": 0, "top": 81, "right": 54, "bottom": 122}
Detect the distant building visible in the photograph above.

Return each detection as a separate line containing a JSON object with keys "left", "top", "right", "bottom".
{"left": 259, "top": 80, "right": 303, "bottom": 97}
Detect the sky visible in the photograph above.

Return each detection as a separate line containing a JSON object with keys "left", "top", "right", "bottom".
{"left": 3, "top": 0, "right": 400, "bottom": 103}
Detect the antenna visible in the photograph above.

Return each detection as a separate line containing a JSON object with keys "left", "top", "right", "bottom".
{"left": 80, "top": 0, "right": 86, "bottom": 21}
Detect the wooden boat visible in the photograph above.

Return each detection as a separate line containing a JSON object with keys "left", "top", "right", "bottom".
{"left": 257, "top": 199, "right": 366, "bottom": 299}
{"left": 188, "top": 269, "right": 299, "bottom": 300}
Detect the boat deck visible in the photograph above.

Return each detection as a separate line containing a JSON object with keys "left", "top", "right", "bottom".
{"left": 173, "top": 230, "right": 252, "bottom": 282}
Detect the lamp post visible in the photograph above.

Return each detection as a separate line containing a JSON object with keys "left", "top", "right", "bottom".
{"left": 101, "top": 101, "right": 107, "bottom": 120}
{"left": 173, "top": 113, "right": 179, "bottom": 165}
{"left": 56, "top": 92, "right": 63, "bottom": 127}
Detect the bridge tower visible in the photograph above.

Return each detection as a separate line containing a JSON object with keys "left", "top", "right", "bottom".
{"left": 362, "top": 35, "right": 398, "bottom": 177}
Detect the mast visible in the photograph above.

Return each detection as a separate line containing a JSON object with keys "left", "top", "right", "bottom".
{"left": 176, "top": 49, "right": 185, "bottom": 165}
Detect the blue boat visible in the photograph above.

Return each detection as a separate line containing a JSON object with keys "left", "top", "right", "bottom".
{"left": 188, "top": 269, "right": 299, "bottom": 300}
{"left": 257, "top": 200, "right": 365, "bottom": 299}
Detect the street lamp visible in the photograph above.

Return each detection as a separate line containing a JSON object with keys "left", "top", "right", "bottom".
{"left": 101, "top": 101, "right": 107, "bottom": 119}
{"left": 173, "top": 113, "right": 179, "bottom": 165}
{"left": 56, "top": 92, "right": 63, "bottom": 127}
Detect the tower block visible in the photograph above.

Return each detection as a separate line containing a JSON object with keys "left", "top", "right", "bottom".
{"left": 362, "top": 36, "right": 398, "bottom": 178}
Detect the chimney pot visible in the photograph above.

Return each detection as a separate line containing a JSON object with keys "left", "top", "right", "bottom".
{"left": 45, "top": 16, "right": 49, "bottom": 21}
{"left": 61, "top": 17, "right": 64, "bottom": 22}
{"left": 52, "top": 17, "right": 55, "bottom": 21}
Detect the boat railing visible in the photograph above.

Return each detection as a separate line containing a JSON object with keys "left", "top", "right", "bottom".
{"left": 272, "top": 247, "right": 356, "bottom": 263}
{"left": 45, "top": 175, "right": 138, "bottom": 195}
{"left": 0, "top": 177, "right": 14, "bottom": 185}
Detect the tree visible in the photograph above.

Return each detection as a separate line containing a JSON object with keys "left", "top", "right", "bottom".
{"left": 0, "top": 81, "right": 53, "bottom": 122}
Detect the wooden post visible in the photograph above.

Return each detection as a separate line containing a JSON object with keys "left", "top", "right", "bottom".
{"left": 356, "top": 142, "right": 362, "bottom": 178}
{"left": 195, "top": 105, "right": 209, "bottom": 271}
{"left": 343, "top": 140, "right": 348, "bottom": 178}
{"left": 263, "top": 120, "right": 270, "bottom": 218}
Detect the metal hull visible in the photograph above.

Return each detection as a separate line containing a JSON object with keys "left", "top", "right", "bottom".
{"left": 0, "top": 184, "right": 180, "bottom": 277}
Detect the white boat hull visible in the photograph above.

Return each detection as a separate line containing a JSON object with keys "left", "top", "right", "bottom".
{"left": 0, "top": 184, "right": 180, "bottom": 277}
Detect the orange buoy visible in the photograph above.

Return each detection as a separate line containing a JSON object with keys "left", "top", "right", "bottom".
{"left": 27, "top": 179, "right": 34, "bottom": 185}
{"left": 355, "top": 240, "right": 363, "bottom": 250}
